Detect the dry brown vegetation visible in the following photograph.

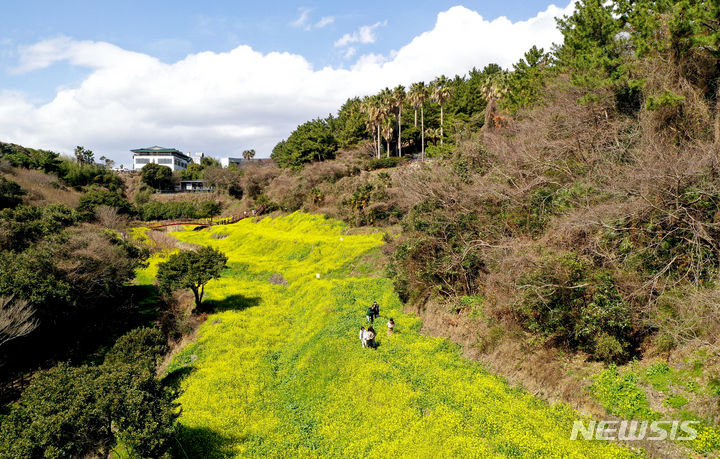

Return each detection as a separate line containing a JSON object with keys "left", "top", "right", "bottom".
{"left": 1, "top": 166, "right": 80, "bottom": 207}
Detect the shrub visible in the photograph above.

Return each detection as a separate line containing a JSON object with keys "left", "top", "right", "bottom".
{"left": 0, "top": 176, "right": 25, "bottom": 209}
{"left": 78, "top": 187, "right": 133, "bottom": 218}
{"left": 516, "top": 252, "right": 633, "bottom": 361}
{"left": 366, "top": 157, "right": 407, "bottom": 170}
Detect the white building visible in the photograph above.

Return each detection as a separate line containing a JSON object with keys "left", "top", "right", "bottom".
{"left": 221, "top": 157, "right": 265, "bottom": 168}
{"left": 131, "top": 146, "right": 191, "bottom": 171}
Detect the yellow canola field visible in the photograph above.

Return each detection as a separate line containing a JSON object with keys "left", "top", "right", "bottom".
{"left": 136, "top": 212, "right": 640, "bottom": 458}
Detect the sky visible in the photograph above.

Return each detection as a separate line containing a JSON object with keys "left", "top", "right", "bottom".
{"left": 0, "top": 1, "right": 574, "bottom": 165}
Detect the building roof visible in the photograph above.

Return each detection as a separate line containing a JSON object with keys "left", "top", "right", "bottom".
{"left": 130, "top": 146, "right": 191, "bottom": 160}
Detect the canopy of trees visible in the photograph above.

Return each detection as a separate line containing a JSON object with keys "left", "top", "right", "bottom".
{"left": 157, "top": 247, "right": 228, "bottom": 310}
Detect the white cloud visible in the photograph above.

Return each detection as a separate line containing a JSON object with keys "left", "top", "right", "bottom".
{"left": 315, "top": 16, "right": 335, "bottom": 28}
{"left": 291, "top": 8, "right": 313, "bottom": 29}
{"left": 334, "top": 21, "right": 386, "bottom": 47}
{"left": 1, "top": 3, "right": 574, "bottom": 163}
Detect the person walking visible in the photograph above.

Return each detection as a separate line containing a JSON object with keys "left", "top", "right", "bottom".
{"left": 387, "top": 318, "right": 395, "bottom": 336}
{"left": 371, "top": 301, "right": 380, "bottom": 320}
{"left": 366, "top": 326, "right": 376, "bottom": 348}
{"left": 359, "top": 326, "right": 367, "bottom": 348}
{"left": 366, "top": 306, "right": 374, "bottom": 323}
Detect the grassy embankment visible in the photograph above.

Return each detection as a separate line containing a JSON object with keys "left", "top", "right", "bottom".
{"left": 136, "top": 213, "right": 638, "bottom": 457}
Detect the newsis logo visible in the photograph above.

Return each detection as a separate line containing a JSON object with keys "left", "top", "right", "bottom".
{"left": 571, "top": 420, "right": 700, "bottom": 441}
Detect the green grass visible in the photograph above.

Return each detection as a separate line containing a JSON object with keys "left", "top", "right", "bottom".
{"left": 136, "top": 212, "right": 638, "bottom": 458}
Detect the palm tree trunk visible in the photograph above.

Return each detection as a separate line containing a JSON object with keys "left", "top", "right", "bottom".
{"left": 440, "top": 105, "right": 444, "bottom": 146}
{"left": 421, "top": 105, "right": 425, "bottom": 161}
{"left": 386, "top": 139, "right": 390, "bottom": 158}
{"left": 414, "top": 108, "right": 417, "bottom": 127}
{"left": 398, "top": 107, "right": 402, "bottom": 157}
{"left": 376, "top": 125, "right": 381, "bottom": 159}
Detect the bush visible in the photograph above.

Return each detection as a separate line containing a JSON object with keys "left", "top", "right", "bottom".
{"left": 57, "top": 158, "right": 122, "bottom": 190}
{"left": 0, "top": 176, "right": 25, "bottom": 209}
{"left": 516, "top": 252, "right": 633, "bottom": 361}
{"left": 366, "top": 157, "right": 407, "bottom": 170}
{"left": 78, "top": 187, "right": 133, "bottom": 218}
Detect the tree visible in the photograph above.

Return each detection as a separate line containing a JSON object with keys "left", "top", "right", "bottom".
{"left": 74, "top": 146, "right": 94, "bottom": 165}
{"left": 140, "top": 163, "right": 173, "bottom": 190}
{"left": 381, "top": 118, "right": 394, "bottom": 158}
{"left": 156, "top": 247, "right": 228, "bottom": 310}
{"left": 271, "top": 118, "right": 337, "bottom": 168}
{"left": 392, "top": 85, "right": 406, "bottom": 156}
{"left": 0, "top": 295, "right": 37, "bottom": 347}
{"left": 431, "top": 76, "right": 452, "bottom": 145}
{"left": 99, "top": 156, "right": 115, "bottom": 169}
{"left": 0, "top": 328, "right": 178, "bottom": 458}
{"left": 408, "top": 82, "right": 428, "bottom": 160}
{"left": 242, "top": 149, "right": 256, "bottom": 160}
{"left": 481, "top": 72, "right": 509, "bottom": 130}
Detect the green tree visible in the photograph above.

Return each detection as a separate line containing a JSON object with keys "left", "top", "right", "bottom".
{"left": 431, "top": 76, "right": 452, "bottom": 145}
{"left": 408, "top": 82, "right": 428, "bottom": 160}
{"left": 156, "top": 247, "right": 228, "bottom": 310}
{"left": 392, "top": 85, "right": 406, "bottom": 156}
{"left": 242, "top": 149, "right": 256, "bottom": 160}
{"left": 331, "top": 97, "right": 369, "bottom": 149}
{"left": 271, "top": 118, "right": 337, "bottom": 168}
{"left": 140, "top": 163, "right": 173, "bottom": 190}
{"left": 0, "top": 176, "right": 25, "bottom": 209}
{"left": 181, "top": 162, "right": 205, "bottom": 180}
{"left": 0, "top": 328, "right": 178, "bottom": 458}
{"left": 73, "top": 145, "right": 94, "bottom": 165}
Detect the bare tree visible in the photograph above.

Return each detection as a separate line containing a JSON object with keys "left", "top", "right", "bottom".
{"left": 0, "top": 296, "right": 38, "bottom": 347}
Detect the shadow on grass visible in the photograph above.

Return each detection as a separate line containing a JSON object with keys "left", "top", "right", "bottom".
{"left": 202, "top": 294, "right": 262, "bottom": 313}
{"left": 162, "top": 365, "right": 196, "bottom": 391}
{"left": 173, "top": 424, "right": 237, "bottom": 459}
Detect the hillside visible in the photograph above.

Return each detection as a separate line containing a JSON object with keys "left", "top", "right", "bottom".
{"left": 135, "top": 213, "right": 636, "bottom": 457}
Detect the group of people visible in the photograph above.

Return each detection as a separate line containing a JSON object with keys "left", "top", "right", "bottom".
{"left": 359, "top": 301, "right": 395, "bottom": 349}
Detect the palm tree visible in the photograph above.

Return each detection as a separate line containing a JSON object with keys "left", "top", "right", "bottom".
{"left": 481, "top": 73, "right": 508, "bottom": 131}
{"left": 425, "top": 127, "right": 441, "bottom": 146}
{"left": 391, "top": 85, "right": 405, "bottom": 156}
{"left": 381, "top": 118, "right": 394, "bottom": 158}
{"left": 431, "top": 76, "right": 452, "bottom": 145}
{"left": 361, "top": 96, "right": 382, "bottom": 159}
{"left": 409, "top": 82, "right": 428, "bottom": 160}
{"left": 378, "top": 88, "right": 394, "bottom": 158}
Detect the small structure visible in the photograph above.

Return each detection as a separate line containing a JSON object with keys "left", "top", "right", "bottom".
{"left": 131, "top": 146, "right": 191, "bottom": 171}
{"left": 175, "top": 179, "right": 214, "bottom": 192}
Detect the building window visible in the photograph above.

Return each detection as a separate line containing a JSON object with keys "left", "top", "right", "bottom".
{"left": 135, "top": 158, "right": 149, "bottom": 164}
{"left": 157, "top": 158, "right": 172, "bottom": 165}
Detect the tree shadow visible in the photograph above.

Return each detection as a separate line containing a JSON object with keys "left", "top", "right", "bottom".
{"left": 173, "top": 424, "right": 237, "bottom": 459}
{"left": 202, "top": 294, "right": 261, "bottom": 313}
{"left": 161, "top": 365, "right": 196, "bottom": 392}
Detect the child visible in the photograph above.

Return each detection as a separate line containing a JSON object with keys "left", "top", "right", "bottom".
{"left": 359, "top": 326, "right": 367, "bottom": 348}
{"left": 366, "top": 306, "right": 374, "bottom": 323}
{"left": 387, "top": 318, "right": 395, "bottom": 336}
{"left": 366, "top": 326, "right": 376, "bottom": 348}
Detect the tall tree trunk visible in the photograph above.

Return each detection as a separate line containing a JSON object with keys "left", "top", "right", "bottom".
{"left": 414, "top": 108, "right": 417, "bottom": 127}
{"left": 398, "top": 107, "right": 403, "bottom": 157}
{"left": 440, "top": 105, "right": 444, "bottom": 146}
{"left": 192, "top": 286, "right": 201, "bottom": 310}
{"left": 483, "top": 97, "right": 497, "bottom": 131}
{"left": 376, "top": 125, "right": 381, "bottom": 159}
{"left": 386, "top": 139, "right": 390, "bottom": 158}
{"left": 421, "top": 105, "right": 425, "bottom": 161}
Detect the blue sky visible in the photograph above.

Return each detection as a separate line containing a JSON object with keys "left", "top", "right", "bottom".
{"left": 0, "top": 1, "right": 572, "bottom": 162}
